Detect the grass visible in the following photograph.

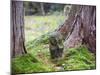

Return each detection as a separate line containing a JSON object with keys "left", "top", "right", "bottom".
{"left": 24, "top": 15, "right": 65, "bottom": 43}
{"left": 12, "top": 36, "right": 96, "bottom": 74}
{"left": 12, "top": 53, "right": 55, "bottom": 74}
{"left": 12, "top": 15, "right": 96, "bottom": 74}
{"left": 57, "top": 46, "right": 96, "bottom": 71}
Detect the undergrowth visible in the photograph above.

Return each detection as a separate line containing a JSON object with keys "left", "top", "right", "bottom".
{"left": 12, "top": 53, "right": 55, "bottom": 74}
{"left": 56, "top": 46, "right": 96, "bottom": 71}
{"left": 12, "top": 34, "right": 96, "bottom": 74}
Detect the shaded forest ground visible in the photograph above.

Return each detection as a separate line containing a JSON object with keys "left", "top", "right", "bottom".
{"left": 12, "top": 15, "right": 96, "bottom": 74}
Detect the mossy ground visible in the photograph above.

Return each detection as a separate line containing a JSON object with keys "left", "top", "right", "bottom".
{"left": 12, "top": 36, "right": 96, "bottom": 74}
{"left": 12, "top": 16, "right": 96, "bottom": 74}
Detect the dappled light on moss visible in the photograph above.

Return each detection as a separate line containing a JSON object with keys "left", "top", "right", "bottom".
{"left": 12, "top": 53, "right": 55, "bottom": 74}
{"left": 62, "top": 45, "right": 96, "bottom": 71}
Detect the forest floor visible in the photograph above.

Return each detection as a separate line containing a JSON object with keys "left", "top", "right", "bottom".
{"left": 12, "top": 16, "right": 96, "bottom": 74}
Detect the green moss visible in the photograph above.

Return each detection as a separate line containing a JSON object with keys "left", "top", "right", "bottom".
{"left": 26, "top": 32, "right": 50, "bottom": 51}
{"left": 62, "top": 45, "right": 96, "bottom": 71}
{"left": 12, "top": 44, "right": 96, "bottom": 74}
{"left": 24, "top": 33, "right": 96, "bottom": 72}
{"left": 11, "top": 53, "right": 54, "bottom": 74}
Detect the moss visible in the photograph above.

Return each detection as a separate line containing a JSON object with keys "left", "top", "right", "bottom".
{"left": 12, "top": 30, "right": 96, "bottom": 74}
{"left": 62, "top": 45, "right": 96, "bottom": 71}
{"left": 26, "top": 32, "right": 50, "bottom": 51}
{"left": 11, "top": 53, "right": 54, "bottom": 74}
{"left": 12, "top": 44, "right": 96, "bottom": 74}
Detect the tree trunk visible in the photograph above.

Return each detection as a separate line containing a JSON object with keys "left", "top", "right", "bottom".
{"left": 49, "top": 5, "right": 96, "bottom": 59}
{"left": 40, "top": 3, "right": 45, "bottom": 16}
{"left": 58, "top": 5, "right": 96, "bottom": 53}
{"left": 11, "top": 1, "right": 27, "bottom": 57}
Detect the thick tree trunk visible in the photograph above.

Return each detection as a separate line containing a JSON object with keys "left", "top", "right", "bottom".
{"left": 58, "top": 5, "right": 96, "bottom": 53}
{"left": 49, "top": 5, "right": 96, "bottom": 59}
{"left": 11, "top": 1, "right": 27, "bottom": 57}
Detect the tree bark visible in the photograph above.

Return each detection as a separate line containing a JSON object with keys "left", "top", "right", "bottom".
{"left": 11, "top": 1, "right": 27, "bottom": 57}
{"left": 49, "top": 5, "right": 96, "bottom": 59}
{"left": 40, "top": 3, "right": 45, "bottom": 16}
{"left": 58, "top": 5, "right": 96, "bottom": 53}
